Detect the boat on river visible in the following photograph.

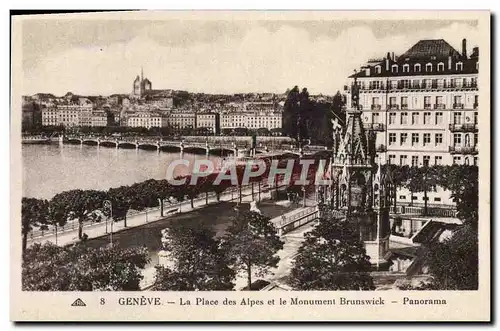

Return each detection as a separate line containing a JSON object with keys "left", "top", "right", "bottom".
{"left": 22, "top": 136, "right": 52, "bottom": 145}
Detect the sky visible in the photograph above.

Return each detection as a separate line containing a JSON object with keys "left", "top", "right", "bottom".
{"left": 21, "top": 17, "right": 480, "bottom": 96}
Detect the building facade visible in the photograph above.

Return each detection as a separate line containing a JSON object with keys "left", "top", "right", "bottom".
{"left": 127, "top": 112, "right": 168, "bottom": 129}
{"left": 167, "top": 111, "right": 197, "bottom": 129}
{"left": 345, "top": 38, "right": 479, "bottom": 206}
{"left": 220, "top": 111, "right": 282, "bottom": 130}
{"left": 196, "top": 112, "right": 220, "bottom": 134}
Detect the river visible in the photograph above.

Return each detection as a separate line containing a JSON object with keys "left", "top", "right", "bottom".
{"left": 22, "top": 143, "right": 222, "bottom": 199}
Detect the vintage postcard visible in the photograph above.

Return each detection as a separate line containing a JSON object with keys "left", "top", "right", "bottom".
{"left": 10, "top": 10, "right": 490, "bottom": 322}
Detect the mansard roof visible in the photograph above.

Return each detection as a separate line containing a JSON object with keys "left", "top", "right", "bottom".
{"left": 398, "top": 39, "right": 460, "bottom": 61}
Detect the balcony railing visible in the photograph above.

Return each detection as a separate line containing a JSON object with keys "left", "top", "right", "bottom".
{"left": 424, "top": 104, "right": 432, "bottom": 110}
{"left": 448, "top": 123, "right": 477, "bottom": 132}
{"left": 449, "top": 145, "right": 478, "bottom": 155}
{"left": 371, "top": 104, "right": 382, "bottom": 110}
{"left": 401, "top": 104, "right": 408, "bottom": 110}
{"left": 376, "top": 144, "right": 387, "bottom": 152}
{"left": 388, "top": 104, "right": 399, "bottom": 110}
{"left": 453, "top": 103, "right": 464, "bottom": 109}
{"left": 363, "top": 123, "right": 385, "bottom": 132}
{"left": 349, "top": 81, "right": 478, "bottom": 92}
{"left": 434, "top": 104, "right": 446, "bottom": 110}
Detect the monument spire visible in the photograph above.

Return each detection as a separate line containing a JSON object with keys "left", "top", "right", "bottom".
{"left": 141, "top": 66, "right": 144, "bottom": 81}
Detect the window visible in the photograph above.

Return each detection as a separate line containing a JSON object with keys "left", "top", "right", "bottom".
{"left": 400, "top": 133, "right": 408, "bottom": 145}
{"left": 437, "top": 62, "right": 444, "bottom": 72}
{"left": 400, "top": 195, "right": 407, "bottom": 200}
{"left": 423, "top": 133, "right": 431, "bottom": 146}
{"left": 375, "top": 66, "right": 381, "bottom": 74}
{"left": 412, "top": 79, "right": 420, "bottom": 88}
{"left": 412, "top": 155, "right": 419, "bottom": 167}
{"left": 474, "top": 157, "right": 478, "bottom": 166}
{"left": 454, "top": 133, "right": 462, "bottom": 146}
{"left": 474, "top": 95, "right": 479, "bottom": 108}
{"left": 434, "top": 197, "right": 442, "bottom": 202}
{"left": 403, "top": 64, "right": 409, "bottom": 73}
{"left": 474, "top": 133, "right": 478, "bottom": 146}
{"left": 401, "top": 96, "right": 408, "bottom": 108}
{"left": 390, "top": 80, "right": 397, "bottom": 89}
{"left": 392, "top": 64, "right": 398, "bottom": 73}
{"left": 435, "top": 112, "right": 443, "bottom": 125}
{"left": 400, "top": 112, "right": 408, "bottom": 124}
{"left": 412, "top": 196, "right": 418, "bottom": 201}
{"left": 453, "top": 156, "right": 462, "bottom": 165}
{"left": 454, "top": 78, "right": 462, "bottom": 88}
{"left": 389, "top": 133, "right": 397, "bottom": 145}
{"left": 435, "top": 133, "right": 443, "bottom": 145}
{"left": 401, "top": 80, "right": 410, "bottom": 89}
{"left": 388, "top": 155, "right": 396, "bottom": 164}
{"left": 426, "top": 63, "right": 433, "bottom": 72}
{"left": 453, "top": 112, "right": 462, "bottom": 124}
{"left": 399, "top": 155, "right": 408, "bottom": 166}
{"left": 474, "top": 112, "right": 478, "bottom": 124}
{"left": 456, "top": 62, "right": 463, "bottom": 71}
{"left": 372, "top": 97, "right": 380, "bottom": 109}
{"left": 389, "top": 97, "right": 397, "bottom": 107}
{"left": 389, "top": 112, "right": 396, "bottom": 125}
{"left": 372, "top": 81, "right": 381, "bottom": 89}
{"left": 372, "top": 112, "right": 379, "bottom": 123}
{"left": 423, "top": 112, "right": 431, "bottom": 125}
{"left": 412, "top": 112, "right": 419, "bottom": 125}
{"left": 412, "top": 133, "right": 419, "bottom": 145}
{"left": 423, "top": 155, "right": 430, "bottom": 167}
{"left": 435, "top": 156, "right": 443, "bottom": 165}
{"left": 414, "top": 63, "right": 421, "bottom": 72}
{"left": 424, "top": 96, "right": 431, "bottom": 109}
{"left": 435, "top": 96, "right": 443, "bottom": 108}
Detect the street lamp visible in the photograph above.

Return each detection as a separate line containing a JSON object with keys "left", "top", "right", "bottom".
{"left": 103, "top": 200, "right": 113, "bottom": 246}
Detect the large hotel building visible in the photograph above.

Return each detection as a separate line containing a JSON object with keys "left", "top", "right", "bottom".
{"left": 345, "top": 38, "right": 479, "bottom": 206}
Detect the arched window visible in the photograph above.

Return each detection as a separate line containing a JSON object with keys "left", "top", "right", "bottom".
{"left": 437, "top": 62, "right": 444, "bottom": 72}
{"left": 414, "top": 63, "right": 421, "bottom": 72}
{"left": 426, "top": 63, "right": 433, "bottom": 72}
{"left": 392, "top": 64, "right": 398, "bottom": 73}
{"left": 456, "top": 62, "right": 463, "bottom": 71}
{"left": 403, "top": 64, "right": 409, "bottom": 73}
{"left": 375, "top": 65, "right": 381, "bottom": 74}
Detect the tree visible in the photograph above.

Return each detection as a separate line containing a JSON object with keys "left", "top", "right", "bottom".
{"left": 22, "top": 242, "right": 150, "bottom": 291}
{"left": 283, "top": 86, "right": 300, "bottom": 140}
{"left": 223, "top": 211, "right": 284, "bottom": 290}
{"left": 438, "top": 165, "right": 478, "bottom": 223}
{"left": 425, "top": 223, "right": 478, "bottom": 290}
{"left": 21, "top": 198, "right": 49, "bottom": 255}
{"left": 289, "top": 212, "right": 374, "bottom": 290}
{"left": 153, "top": 223, "right": 235, "bottom": 290}
{"left": 50, "top": 189, "right": 107, "bottom": 239}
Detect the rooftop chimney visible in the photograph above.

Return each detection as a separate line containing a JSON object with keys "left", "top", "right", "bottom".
{"left": 392, "top": 52, "right": 395, "bottom": 61}
{"left": 386, "top": 52, "right": 390, "bottom": 71}
{"left": 462, "top": 38, "right": 467, "bottom": 58}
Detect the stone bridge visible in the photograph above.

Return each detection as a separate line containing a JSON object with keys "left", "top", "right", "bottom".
{"left": 62, "top": 134, "right": 332, "bottom": 157}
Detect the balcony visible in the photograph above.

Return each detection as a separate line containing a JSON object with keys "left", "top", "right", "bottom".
{"left": 364, "top": 123, "right": 385, "bottom": 132}
{"left": 448, "top": 123, "right": 477, "bottom": 132}
{"left": 401, "top": 104, "right": 408, "bottom": 110}
{"left": 371, "top": 104, "right": 382, "bottom": 111}
{"left": 424, "top": 104, "right": 432, "bottom": 110}
{"left": 434, "top": 104, "right": 446, "bottom": 110}
{"left": 388, "top": 104, "right": 399, "bottom": 110}
{"left": 453, "top": 103, "right": 464, "bottom": 109}
{"left": 449, "top": 145, "right": 478, "bottom": 155}
{"left": 376, "top": 144, "right": 387, "bottom": 152}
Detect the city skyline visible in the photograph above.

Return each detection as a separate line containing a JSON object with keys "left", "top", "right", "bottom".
{"left": 22, "top": 17, "right": 480, "bottom": 96}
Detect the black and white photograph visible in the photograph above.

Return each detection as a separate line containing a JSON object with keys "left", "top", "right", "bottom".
{"left": 10, "top": 10, "right": 490, "bottom": 322}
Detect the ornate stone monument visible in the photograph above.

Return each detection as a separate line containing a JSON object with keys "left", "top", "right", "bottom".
{"left": 329, "top": 77, "right": 391, "bottom": 269}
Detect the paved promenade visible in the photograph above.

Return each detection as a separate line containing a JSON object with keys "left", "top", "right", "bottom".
{"left": 27, "top": 182, "right": 275, "bottom": 248}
